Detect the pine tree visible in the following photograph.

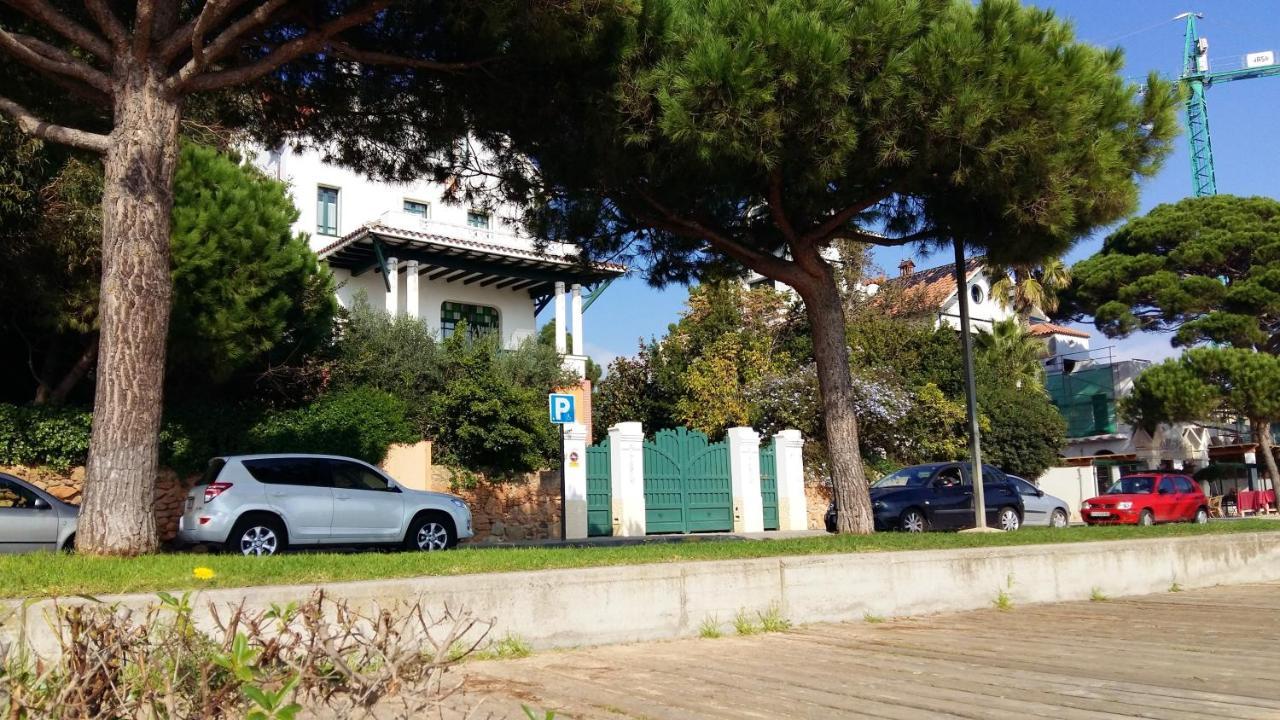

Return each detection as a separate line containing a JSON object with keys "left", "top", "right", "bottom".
{"left": 478, "top": 0, "right": 1177, "bottom": 532}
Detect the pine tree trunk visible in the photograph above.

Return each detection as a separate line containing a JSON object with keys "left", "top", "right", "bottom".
{"left": 794, "top": 264, "right": 874, "bottom": 534}
{"left": 78, "top": 73, "right": 181, "bottom": 556}
{"left": 1255, "top": 419, "right": 1280, "bottom": 494}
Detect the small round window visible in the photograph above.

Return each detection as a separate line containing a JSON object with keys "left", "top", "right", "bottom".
{"left": 970, "top": 283, "right": 984, "bottom": 304}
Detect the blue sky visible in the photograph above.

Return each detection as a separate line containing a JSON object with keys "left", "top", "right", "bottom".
{"left": 544, "top": 0, "right": 1280, "bottom": 369}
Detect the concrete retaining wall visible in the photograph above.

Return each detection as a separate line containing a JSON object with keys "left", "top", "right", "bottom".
{"left": 5, "top": 532, "right": 1280, "bottom": 659}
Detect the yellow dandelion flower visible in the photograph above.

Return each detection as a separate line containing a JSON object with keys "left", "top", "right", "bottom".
{"left": 193, "top": 567, "right": 216, "bottom": 581}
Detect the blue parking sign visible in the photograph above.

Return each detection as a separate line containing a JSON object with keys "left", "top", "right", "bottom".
{"left": 549, "top": 393, "right": 576, "bottom": 424}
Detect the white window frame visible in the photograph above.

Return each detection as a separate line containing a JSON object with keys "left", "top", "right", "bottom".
{"left": 403, "top": 199, "right": 431, "bottom": 219}
{"left": 466, "top": 209, "right": 492, "bottom": 230}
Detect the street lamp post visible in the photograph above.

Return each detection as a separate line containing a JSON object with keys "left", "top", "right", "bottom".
{"left": 953, "top": 237, "right": 987, "bottom": 529}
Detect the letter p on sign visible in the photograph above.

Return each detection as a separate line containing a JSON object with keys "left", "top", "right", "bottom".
{"left": 549, "top": 393, "right": 576, "bottom": 424}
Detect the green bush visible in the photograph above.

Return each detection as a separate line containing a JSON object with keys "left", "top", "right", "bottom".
{"left": 0, "top": 404, "right": 93, "bottom": 471}
{"left": 1, "top": 387, "right": 418, "bottom": 475}
{"left": 330, "top": 298, "right": 571, "bottom": 477}
{"left": 248, "top": 387, "right": 418, "bottom": 465}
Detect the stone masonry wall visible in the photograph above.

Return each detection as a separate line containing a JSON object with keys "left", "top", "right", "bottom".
{"left": 425, "top": 466, "right": 562, "bottom": 543}
{"left": 2, "top": 465, "right": 193, "bottom": 543}
{"left": 804, "top": 479, "right": 832, "bottom": 531}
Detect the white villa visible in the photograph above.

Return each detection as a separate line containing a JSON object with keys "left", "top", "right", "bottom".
{"left": 254, "top": 146, "right": 626, "bottom": 375}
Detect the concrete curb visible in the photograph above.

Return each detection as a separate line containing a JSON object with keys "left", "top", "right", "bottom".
{"left": 5, "top": 532, "right": 1279, "bottom": 659}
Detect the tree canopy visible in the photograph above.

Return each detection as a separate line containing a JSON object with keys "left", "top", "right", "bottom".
{"left": 1122, "top": 348, "right": 1280, "bottom": 482}
{"left": 1061, "top": 195, "right": 1280, "bottom": 352}
{"left": 478, "top": 0, "right": 1176, "bottom": 532}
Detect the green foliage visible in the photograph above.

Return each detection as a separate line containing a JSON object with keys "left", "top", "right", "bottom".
{"left": 1, "top": 388, "right": 417, "bottom": 475}
{"left": 977, "top": 379, "right": 1067, "bottom": 480}
{"left": 1063, "top": 195, "right": 1280, "bottom": 353}
{"left": 170, "top": 143, "right": 337, "bottom": 383}
{"left": 975, "top": 319, "right": 1047, "bottom": 391}
{"left": 1124, "top": 348, "right": 1280, "bottom": 432}
{"left": 330, "top": 299, "right": 570, "bottom": 477}
{"left": 248, "top": 388, "right": 418, "bottom": 466}
{"left": 0, "top": 404, "right": 93, "bottom": 472}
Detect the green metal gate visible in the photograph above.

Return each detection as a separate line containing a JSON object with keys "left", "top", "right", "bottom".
{"left": 760, "top": 441, "right": 778, "bottom": 530}
{"left": 586, "top": 438, "right": 612, "bottom": 537}
{"left": 644, "top": 428, "right": 732, "bottom": 534}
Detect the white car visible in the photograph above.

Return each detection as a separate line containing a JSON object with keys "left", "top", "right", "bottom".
{"left": 178, "top": 454, "right": 473, "bottom": 555}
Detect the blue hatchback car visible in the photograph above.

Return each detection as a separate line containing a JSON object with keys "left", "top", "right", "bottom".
{"left": 825, "top": 462, "right": 1025, "bottom": 532}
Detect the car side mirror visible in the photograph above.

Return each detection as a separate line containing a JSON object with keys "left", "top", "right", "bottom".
{"left": 32, "top": 497, "right": 50, "bottom": 510}
{"left": 1035, "top": 489, "right": 1045, "bottom": 497}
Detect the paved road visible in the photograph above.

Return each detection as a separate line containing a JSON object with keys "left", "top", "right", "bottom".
{"left": 450, "top": 582, "right": 1280, "bottom": 719}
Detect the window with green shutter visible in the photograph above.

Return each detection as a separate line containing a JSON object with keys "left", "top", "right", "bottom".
{"left": 317, "top": 186, "right": 339, "bottom": 235}
{"left": 440, "top": 302, "right": 500, "bottom": 340}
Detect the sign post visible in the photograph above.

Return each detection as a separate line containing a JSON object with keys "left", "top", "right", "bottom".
{"left": 549, "top": 393, "right": 576, "bottom": 539}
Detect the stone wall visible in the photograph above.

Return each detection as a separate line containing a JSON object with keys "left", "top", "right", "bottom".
{"left": 2, "top": 465, "right": 193, "bottom": 543}
{"left": 424, "top": 466, "right": 562, "bottom": 543}
{"left": 804, "top": 479, "right": 832, "bottom": 530}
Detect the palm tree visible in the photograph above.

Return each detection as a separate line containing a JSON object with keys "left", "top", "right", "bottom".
{"left": 986, "top": 257, "right": 1072, "bottom": 322}
{"left": 976, "top": 319, "right": 1049, "bottom": 390}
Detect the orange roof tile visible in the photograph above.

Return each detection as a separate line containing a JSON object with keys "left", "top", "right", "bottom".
{"left": 1027, "top": 322, "right": 1090, "bottom": 339}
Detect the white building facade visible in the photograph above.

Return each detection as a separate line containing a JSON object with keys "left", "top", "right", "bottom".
{"left": 255, "top": 146, "right": 624, "bottom": 363}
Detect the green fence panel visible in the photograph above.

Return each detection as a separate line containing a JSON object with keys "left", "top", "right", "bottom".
{"left": 760, "top": 442, "right": 778, "bottom": 530}
{"left": 586, "top": 438, "right": 612, "bottom": 537}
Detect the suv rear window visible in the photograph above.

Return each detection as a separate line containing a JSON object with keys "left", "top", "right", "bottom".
{"left": 242, "top": 458, "right": 323, "bottom": 487}
{"left": 196, "top": 458, "right": 227, "bottom": 486}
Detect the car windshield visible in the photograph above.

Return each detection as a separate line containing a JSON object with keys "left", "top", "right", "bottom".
{"left": 872, "top": 467, "right": 935, "bottom": 489}
{"left": 1105, "top": 476, "right": 1155, "bottom": 495}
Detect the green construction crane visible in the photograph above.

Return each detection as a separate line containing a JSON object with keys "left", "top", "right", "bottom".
{"left": 1179, "top": 12, "right": 1280, "bottom": 196}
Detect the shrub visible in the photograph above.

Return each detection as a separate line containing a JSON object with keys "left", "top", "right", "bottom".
{"left": 0, "top": 404, "right": 93, "bottom": 471}
{"left": 248, "top": 387, "right": 418, "bottom": 465}
{"left": 331, "top": 299, "right": 571, "bottom": 477}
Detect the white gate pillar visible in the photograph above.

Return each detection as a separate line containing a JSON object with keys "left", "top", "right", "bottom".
{"left": 774, "top": 429, "right": 807, "bottom": 531}
{"left": 608, "top": 422, "right": 646, "bottom": 537}
{"left": 727, "top": 427, "right": 764, "bottom": 533}
{"left": 562, "top": 422, "right": 589, "bottom": 540}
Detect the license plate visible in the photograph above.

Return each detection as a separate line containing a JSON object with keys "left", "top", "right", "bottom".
{"left": 186, "top": 497, "right": 193, "bottom": 510}
{"left": 1092, "top": 511, "right": 1111, "bottom": 517}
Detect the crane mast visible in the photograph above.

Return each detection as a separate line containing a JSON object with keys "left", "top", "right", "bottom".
{"left": 1178, "top": 12, "right": 1280, "bottom": 196}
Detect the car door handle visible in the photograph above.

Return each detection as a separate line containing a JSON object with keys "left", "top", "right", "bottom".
{"left": 269, "top": 492, "right": 288, "bottom": 498}
{"left": 335, "top": 494, "right": 350, "bottom": 500}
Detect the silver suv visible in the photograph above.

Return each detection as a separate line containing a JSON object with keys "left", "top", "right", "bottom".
{"left": 177, "top": 454, "right": 473, "bottom": 555}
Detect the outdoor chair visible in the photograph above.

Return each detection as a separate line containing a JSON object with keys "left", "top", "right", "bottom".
{"left": 1208, "top": 495, "right": 1224, "bottom": 518}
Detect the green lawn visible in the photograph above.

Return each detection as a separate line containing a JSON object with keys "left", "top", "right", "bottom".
{"left": 1, "top": 520, "right": 1276, "bottom": 600}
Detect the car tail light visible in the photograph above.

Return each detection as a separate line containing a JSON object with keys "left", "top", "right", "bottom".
{"left": 204, "top": 482, "right": 233, "bottom": 503}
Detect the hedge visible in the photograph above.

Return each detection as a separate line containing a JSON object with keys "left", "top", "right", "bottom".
{"left": 0, "top": 387, "right": 419, "bottom": 476}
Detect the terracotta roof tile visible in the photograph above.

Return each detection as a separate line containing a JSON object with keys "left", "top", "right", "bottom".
{"left": 1027, "top": 322, "right": 1090, "bottom": 339}
{"left": 875, "top": 257, "right": 984, "bottom": 314}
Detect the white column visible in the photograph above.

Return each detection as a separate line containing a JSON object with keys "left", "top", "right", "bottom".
{"left": 562, "top": 422, "right": 589, "bottom": 540}
{"left": 1109, "top": 465, "right": 1122, "bottom": 486}
{"left": 727, "top": 427, "right": 764, "bottom": 533}
{"left": 571, "top": 283, "right": 584, "bottom": 357}
{"left": 554, "top": 281, "right": 567, "bottom": 354}
{"left": 608, "top": 421, "right": 646, "bottom": 537}
{"left": 385, "top": 257, "right": 399, "bottom": 315}
{"left": 404, "top": 260, "right": 419, "bottom": 319}
{"left": 773, "top": 429, "right": 807, "bottom": 531}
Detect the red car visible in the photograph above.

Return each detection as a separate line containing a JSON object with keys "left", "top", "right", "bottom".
{"left": 1081, "top": 473, "right": 1209, "bottom": 526}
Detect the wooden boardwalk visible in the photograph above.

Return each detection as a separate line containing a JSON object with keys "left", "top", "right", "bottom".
{"left": 451, "top": 582, "right": 1280, "bottom": 719}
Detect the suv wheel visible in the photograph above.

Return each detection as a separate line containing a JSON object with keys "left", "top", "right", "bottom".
{"left": 406, "top": 515, "right": 455, "bottom": 551}
{"left": 230, "top": 516, "right": 285, "bottom": 556}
